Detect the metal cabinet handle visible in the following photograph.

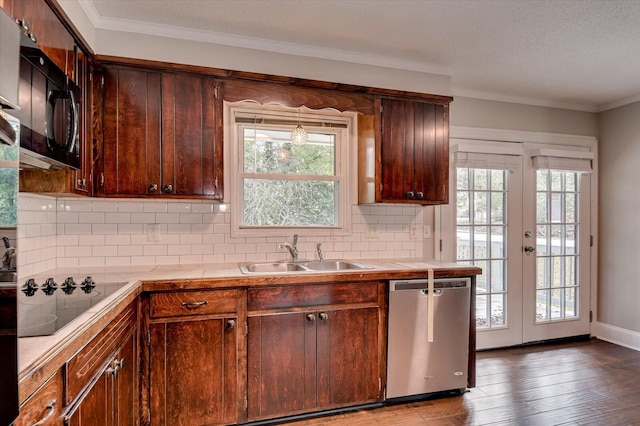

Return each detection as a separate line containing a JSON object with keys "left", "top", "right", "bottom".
{"left": 31, "top": 399, "right": 56, "bottom": 426}
{"left": 162, "top": 184, "right": 173, "bottom": 193}
{"left": 227, "top": 319, "right": 236, "bottom": 329}
{"left": 406, "top": 191, "right": 415, "bottom": 198}
{"left": 181, "top": 301, "right": 208, "bottom": 308}
{"left": 149, "top": 184, "right": 158, "bottom": 192}
{"left": 416, "top": 192, "right": 424, "bottom": 199}
{"left": 306, "top": 313, "right": 316, "bottom": 322}
{"left": 319, "top": 313, "right": 328, "bottom": 321}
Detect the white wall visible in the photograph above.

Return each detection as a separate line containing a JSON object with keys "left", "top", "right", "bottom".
{"left": 598, "top": 102, "right": 640, "bottom": 332}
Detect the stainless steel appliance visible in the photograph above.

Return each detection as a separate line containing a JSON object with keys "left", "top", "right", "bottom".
{"left": 13, "top": 29, "right": 80, "bottom": 170}
{"left": 18, "top": 276, "right": 128, "bottom": 337}
{"left": 0, "top": 7, "right": 20, "bottom": 424}
{"left": 387, "top": 277, "right": 471, "bottom": 399}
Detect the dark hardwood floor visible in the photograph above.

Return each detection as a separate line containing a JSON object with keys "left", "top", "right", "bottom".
{"left": 281, "top": 338, "right": 640, "bottom": 425}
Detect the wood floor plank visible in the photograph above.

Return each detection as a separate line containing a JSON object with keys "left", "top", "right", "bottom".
{"left": 280, "top": 339, "right": 640, "bottom": 426}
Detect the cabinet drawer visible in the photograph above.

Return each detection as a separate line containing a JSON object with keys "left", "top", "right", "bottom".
{"left": 66, "top": 302, "right": 137, "bottom": 404}
{"left": 14, "top": 370, "right": 62, "bottom": 426}
{"left": 150, "top": 289, "right": 241, "bottom": 318}
{"left": 248, "top": 282, "right": 380, "bottom": 312}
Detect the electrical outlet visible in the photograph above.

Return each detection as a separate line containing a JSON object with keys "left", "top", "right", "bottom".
{"left": 409, "top": 224, "right": 419, "bottom": 240}
{"left": 147, "top": 224, "right": 160, "bottom": 242}
{"left": 423, "top": 225, "right": 432, "bottom": 239}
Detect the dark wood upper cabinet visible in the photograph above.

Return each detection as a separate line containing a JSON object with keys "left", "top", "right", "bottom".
{"left": 11, "top": 0, "right": 75, "bottom": 80}
{"left": 100, "top": 65, "right": 222, "bottom": 199}
{"left": 360, "top": 96, "right": 451, "bottom": 205}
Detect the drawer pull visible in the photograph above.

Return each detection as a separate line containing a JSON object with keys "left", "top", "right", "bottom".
{"left": 32, "top": 399, "right": 56, "bottom": 426}
{"left": 227, "top": 319, "right": 236, "bottom": 329}
{"left": 181, "top": 301, "right": 208, "bottom": 309}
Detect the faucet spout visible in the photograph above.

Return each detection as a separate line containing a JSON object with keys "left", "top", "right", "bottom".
{"left": 316, "top": 242, "right": 324, "bottom": 262}
{"left": 281, "top": 234, "right": 299, "bottom": 262}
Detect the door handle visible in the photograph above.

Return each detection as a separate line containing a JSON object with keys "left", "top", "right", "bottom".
{"left": 524, "top": 246, "right": 535, "bottom": 255}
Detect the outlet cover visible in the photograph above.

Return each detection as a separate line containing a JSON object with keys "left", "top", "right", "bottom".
{"left": 423, "top": 225, "right": 432, "bottom": 239}
{"left": 147, "top": 224, "right": 160, "bottom": 242}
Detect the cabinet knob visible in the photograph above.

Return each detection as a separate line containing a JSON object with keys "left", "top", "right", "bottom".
{"left": 32, "top": 399, "right": 56, "bottom": 426}
{"left": 416, "top": 192, "right": 424, "bottom": 199}
{"left": 306, "top": 313, "right": 316, "bottom": 322}
{"left": 227, "top": 319, "right": 236, "bottom": 329}
{"left": 149, "top": 184, "right": 158, "bottom": 192}
{"left": 16, "top": 18, "right": 31, "bottom": 33}
{"left": 319, "top": 313, "right": 329, "bottom": 321}
{"left": 406, "top": 191, "right": 415, "bottom": 199}
{"left": 162, "top": 184, "right": 173, "bottom": 193}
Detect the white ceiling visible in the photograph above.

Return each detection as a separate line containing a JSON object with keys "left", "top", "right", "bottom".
{"left": 79, "top": 0, "right": 640, "bottom": 112}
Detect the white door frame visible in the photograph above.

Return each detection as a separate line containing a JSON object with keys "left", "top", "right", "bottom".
{"left": 437, "top": 126, "right": 598, "bottom": 347}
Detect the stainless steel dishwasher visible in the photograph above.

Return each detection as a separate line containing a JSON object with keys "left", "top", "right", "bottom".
{"left": 386, "top": 277, "right": 471, "bottom": 399}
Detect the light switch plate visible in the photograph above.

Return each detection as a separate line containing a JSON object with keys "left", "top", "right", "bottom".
{"left": 423, "top": 225, "right": 431, "bottom": 239}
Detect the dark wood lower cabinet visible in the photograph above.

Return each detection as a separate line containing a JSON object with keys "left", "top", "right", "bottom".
{"left": 247, "top": 283, "right": 384, "bottom": 422}
{"left": 64, "top": 330, "right": 137, "bottom": 426}
{"left": 149, "top": 318, "right": 238, "bottom": 426}
{"left": 143, "top": 289, "right": 244, "bottom": 426}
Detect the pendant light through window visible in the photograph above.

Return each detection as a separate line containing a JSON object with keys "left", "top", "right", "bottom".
{"left": 290, "top": 108, "right": 308, "bottom": 145}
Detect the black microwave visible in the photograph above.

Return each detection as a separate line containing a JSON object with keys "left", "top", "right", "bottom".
{"left": 13, "top": 32, "right": 81, "bottom": 169}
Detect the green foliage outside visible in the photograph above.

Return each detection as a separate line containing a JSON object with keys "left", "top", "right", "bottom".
{"left": 0, "top": 138, "right": 18, "bottom": 227}
{"left": 242, "top": 128, "right": 338, "bottom": 227}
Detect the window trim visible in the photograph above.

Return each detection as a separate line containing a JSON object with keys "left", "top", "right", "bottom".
{"left": 224, "top": 101, "right": 355, "bottom": 238}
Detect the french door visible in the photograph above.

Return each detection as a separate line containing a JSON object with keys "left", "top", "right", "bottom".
{"left": 451, "top": 140, "right": 592, "bottom": 350}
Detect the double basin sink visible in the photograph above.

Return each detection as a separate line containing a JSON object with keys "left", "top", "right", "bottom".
{"left": 239, "top": 260, "right": 373, "bottom": 274}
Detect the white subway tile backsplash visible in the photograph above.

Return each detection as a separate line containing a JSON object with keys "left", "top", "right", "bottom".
{"left": 130, "top": 213, "right": 156, "bottom": 223}
{"left": 18, "top": 194, "right": 423, "bottom": 271}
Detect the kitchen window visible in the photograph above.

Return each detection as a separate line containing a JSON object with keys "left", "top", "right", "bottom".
{"left": 226, "top": 103, "right": 354, "bottom": 237}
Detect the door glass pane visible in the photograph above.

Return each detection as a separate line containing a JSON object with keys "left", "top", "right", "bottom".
{"left": 457, "top": 168, "right": 508, "bottom": 330}
{"left": 535, "top": 170, "right": 581, "bottom": 323}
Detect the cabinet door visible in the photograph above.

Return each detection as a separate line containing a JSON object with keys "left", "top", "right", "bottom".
{"left": 12, "top": 0, "right": 75, "bottom": 79}
{"left": 378, "top": 97, "right": 449, "bottom": 204}
{"left": 150, "top": 317, "right": 238, "bottom": 426}
{"left": 316, "top": 307, "right": 380, "bottom": 407}
{"left": 65, "top": 372, "right": 110, "bottom": 426}
{"left": 114, "top": 331, "right": 137, "bottom": 426}
{"left": 247, "top": 312, "right": 316, "bottom": 420}
{"left": 161, "top": 73, "right": 221, "bottom": 197}
{"left": 102, "top": 66, "right": 161, "bottom": 195}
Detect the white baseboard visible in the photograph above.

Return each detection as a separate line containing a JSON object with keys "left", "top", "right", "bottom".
{"left": 592, "top": 321, "right": 640, "bottom": 352}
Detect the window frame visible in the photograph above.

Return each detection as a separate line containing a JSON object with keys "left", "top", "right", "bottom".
{"left": 225, "top": 102, "right": 354, "bottom": 238}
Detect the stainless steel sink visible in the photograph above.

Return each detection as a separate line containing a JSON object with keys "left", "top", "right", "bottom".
{"left": 303, "top": 260, "right": 373, "bottom": 271}
{"left": 240, "top": 262, "right": 309, "bottom": 274}
{"left": 238, "top": 260, "right": 373, "bottom": 274}
{"left": 0, "top": 270, "right": 17, "bottom": 283}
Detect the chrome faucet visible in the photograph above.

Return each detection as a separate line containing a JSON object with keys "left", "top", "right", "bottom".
{"left": 281, "top": 234, "right": 299, "bottom": 262}
{"left": 2, "top": 236, "right": 15, "bottom": 270}
{"left": 316, "top": 242, "right": 324, "bottom": 262}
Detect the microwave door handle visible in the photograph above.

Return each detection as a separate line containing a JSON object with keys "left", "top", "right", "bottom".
{"left": 66, "top": 89, "right": 79, "bottom": 153}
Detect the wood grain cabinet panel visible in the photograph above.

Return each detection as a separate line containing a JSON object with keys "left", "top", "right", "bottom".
{"left": 360, "top": 96, "right": 451, "bottom": 205}
{"left": 247, "top": 282, "right": 385, "bottom": 422}
{"left": 102, "top": 66, "right": 162, "bottom": 195}
{"left": 13, "top": 371, "right": 63, "bottom": 426}
{"left": 143, "top": 288, "right": 245, "bottom": 425}
{"left": 64, "top": 330, "right": 137, "bottom": 426}
{"left": 149, "top": 317, "right": 239, "bottom": 426}
{"left": 11, "top": 0, "right": 75, "bottom": 79}
{"left": 100, "top": 65, "right": 222, "bottom": 199}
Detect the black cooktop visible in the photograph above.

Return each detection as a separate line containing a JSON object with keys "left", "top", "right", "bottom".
{"left": 18, "top": 276, "right": 129, "bottom": 337}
